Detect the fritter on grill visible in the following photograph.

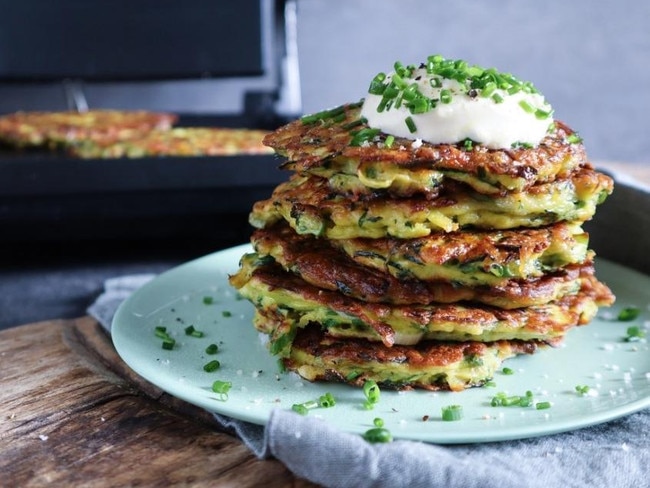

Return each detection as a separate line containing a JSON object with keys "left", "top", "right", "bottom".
{"left": 229, "top": 253, "right": 614, "bottom": 347}
{"left": 281, "top": 323, "right": 541, "bottom": 391}
{"left": 249, "top": 167, "right": 613, "bottom": 238}
{"left": 265, "top": 102, "right": 588, "bottom": 195}
{"left": 0, "top": 110, "right": 177, "bottom": 148}
{"left": 69, "top": 127, "right": 274, "bottom": 158}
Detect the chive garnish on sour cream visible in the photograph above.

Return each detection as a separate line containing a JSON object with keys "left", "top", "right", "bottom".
{"left": 360, "top": 54, "right": 555, "bottom": 149}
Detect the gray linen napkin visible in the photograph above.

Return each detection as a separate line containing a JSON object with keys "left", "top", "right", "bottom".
{"left": 89, "top": 274, "right": 649, "bottom": 488}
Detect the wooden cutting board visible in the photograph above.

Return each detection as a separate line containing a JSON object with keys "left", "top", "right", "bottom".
{"left": 0, "top": 317, "right": 317, "bottom": 487}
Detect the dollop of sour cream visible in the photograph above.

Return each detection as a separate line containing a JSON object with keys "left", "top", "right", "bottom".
{"left": 360, "top": 56, "right": 554, "bottom": 149}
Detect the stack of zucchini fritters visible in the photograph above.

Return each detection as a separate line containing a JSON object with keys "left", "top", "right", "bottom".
{"left": 229, "top": 99, "right": 615, "bottom": 391}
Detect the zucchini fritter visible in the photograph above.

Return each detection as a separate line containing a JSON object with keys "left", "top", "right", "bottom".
{"left": 69, "top": 127, "right": 274, "bottom": 158}
{"left": 0, "top": 110, "right": 177, "bottom": 148}
{"left": 265, "top": 102, "right": 588, "bottom": 195}
{"left": 229, "top": 253, "right": 614, "bottom": 347}
{"left": 282, "top": 324, "right": 541, "bottom": 391}
{"left": 305, "top": 161, "right": 444, "bottom": 200}
{"left": 250, "top": 167, "right": 613, "bottom": 238}
{"left": 254, "top": 220, "right": 590, "bottom": 287}
{"left": 251, "top": 223, "right": 592, "bottom": 307}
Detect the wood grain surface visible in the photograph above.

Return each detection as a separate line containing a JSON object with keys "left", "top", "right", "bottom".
{"left": 0, "top": 317, "right": 317, "bottom": 487}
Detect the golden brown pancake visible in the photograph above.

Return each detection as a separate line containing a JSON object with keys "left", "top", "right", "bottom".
{"left": 282, "top": 323, "right": 541, "bottom": 391}
{"left": 251, "top": 222, "right": 593, "bottom": 308}
{"left": 264, "top": 102, "right": 588, "bottom": 195}
{"left": 229, "top": 253, "right": 615, "bottom": 347}
{"left": 0, "top": 110, "right": 177, "bottom": 148}
{"left": 69, "top": 127, "right": 274, "bottom": 158}
{"left": 329, "top": 222, "right": 590, "bottom": 285}
{"left": 249, "top": 167, "right": 613, "bottom": 238}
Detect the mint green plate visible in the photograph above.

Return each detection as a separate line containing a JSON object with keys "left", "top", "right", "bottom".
{"left": 112, "top": 244, "right": 650, "bottom": 444}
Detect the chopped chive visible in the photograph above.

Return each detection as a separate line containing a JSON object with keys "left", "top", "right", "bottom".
{"left": 518, "top": 100, "right": 535, "bottom": 113}
{"left": 391, "top": 72, "right": 407, "bottom": 89}
{"left": 205, "top": 343, "right": 219, "bottom": 355}
{"left": 408, "top": 96, "right": 431, "bottom": 114}
{"left": 291, "top": 400, "right": 319, "bottom": 415}
{"left": 462, "top": 138, "right": 474, "bottom": 151}
{"left": 536, "top": 401, "right": 552, "bottom": 410}
{"left": 441, "top": 404, "right": 463, "bottom": 421}
{"left": 319, "top": 392, "right": 336, "bottom": 408}
{"left": 292, "top": 393, "right": 336, "bottom": 414}
{"left": 376, "top": 96, "right": 391, "bottom": 113}
{"left": 491, "top": 93, "right": 504, "bottom": 104}
{"left": 373, "top": 417, "right": 384, "bottom": 427}
{"left": 362, "top": 427, "right": 393, "bottom": 443}
{"left": 511, "top": 141, "right": 534, "bottom": 149}
{"left": 222, "top": 311, "right": 232, "bottom": 318}
{"left": 383, "top": 83, "right": 400, "bottom": 100}
{"left": 491, "top": 390, "right": 536, "bottom": 407}
{"left": 368, "top": 72, "right": 387, "bottom": 95}
{"left": 566, "top": 133, "right": 583, "bottom": 144}
{"left": 405, "top": 116, "right": 417, "bottom": 133}
{"left": 154, "top": 326, "right": 169, "bottom": 339}
{"left": 291, "top": 404, "right": 308, "bottom": 415}
{"left": 518, "top": 396, "right": 533, "bottom": 408}
{"left": 384, "top": 134, "right": 395, "bottom": 148}
{"left": 202, "top": 296, "right": 214, "bottom": 305}
{"left": 481, "top": 82, "right": 496, "bottom": 98}
{"left": 429, "top": 77, "right": 443, "bottom": 88}
{"left": 184, "top": 325, "right": 204, "bottom": 338}
{"left": 363, "top": 380, "right": 381, "bottom": 406}
{"left": 502, "top": 395, "right": 524, "bottom": 406}
{"left": 575, "top": 385, "right": 590, "bottom": 395}
{"left": 350, "top": 128, "right": 381, "bottom": 146}
{"left": 342, "top": 117, "right": 367, "bottom": 130}
{"left": 203, "top": 360, "right": 221, "bottom": 372}
{"left": 617, "top": 307, "right": 640, "bottom": 322}
{"left": 535, "top": 108, "right": 553, "bottom": 120}
{"left": 625, "top": 325, "right": 646, "bottom": 342}
{"left": 502, "top": 367, "right": 515, "bottom": 375}
{"left": 439, "top": 89, "right": 452, "bottom": 104}
{"left": 393, "top": 92, "right": 403, "bottom": 109}
{"left": 402, "top": 83, "right": 419, "bottom": 101}
{"left": 212, "top": 380, "right": 232, "bottom": 399}
{"left": 300, "top": 105, "right": 346, "bottom": 125}
{"left": 291, "top": 404, "right": 309, "bottom": 415}
{"left": 155, "top": 326, "right": 176, "bottom": 349}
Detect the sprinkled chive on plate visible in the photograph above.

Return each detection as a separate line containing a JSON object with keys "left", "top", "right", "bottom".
{"left": 112, "top": 244, "right": 650, "bottom": 444}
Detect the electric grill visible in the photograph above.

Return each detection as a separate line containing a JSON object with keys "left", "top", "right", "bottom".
{"left": 0, "top": 0, "right": 300, "bottom": 246}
